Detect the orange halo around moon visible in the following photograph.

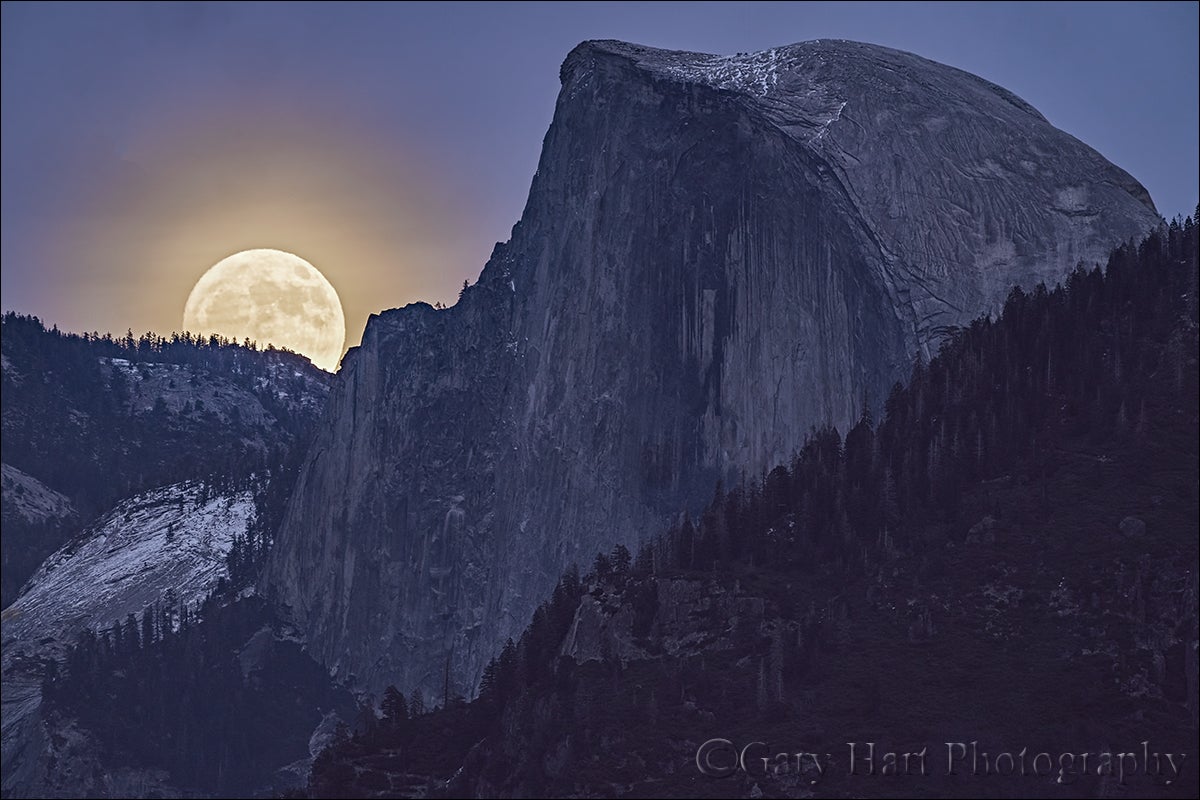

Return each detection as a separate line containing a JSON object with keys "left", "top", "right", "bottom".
{"left": 183, "top": 248, "right": 346, "bottom": 372}
{"left": 46, "top": 101, "right": 478, "bottom": 360}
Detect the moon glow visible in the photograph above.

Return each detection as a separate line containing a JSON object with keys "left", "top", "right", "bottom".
{"left": 183, "top": 249, "right": 346, "bottom": 372}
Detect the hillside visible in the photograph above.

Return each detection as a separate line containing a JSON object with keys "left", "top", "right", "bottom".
{"left": 305, "top": 220, "right": 1199, "bottom": 798}
{"left": 0, "top": 318, "right": 336, "bottom": 797}
{"left": 0, "top": 314, "right": 330, "bottom": 607}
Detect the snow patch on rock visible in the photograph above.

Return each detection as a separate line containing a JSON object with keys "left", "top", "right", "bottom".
{"left": 663, "top": 47, "right": 781, "bottom": 96}
{"left": 2, "top": 482, "right": 250, "bottom": 651}
{"left": 1, "top": 464, "right": 75, "bottom": 525}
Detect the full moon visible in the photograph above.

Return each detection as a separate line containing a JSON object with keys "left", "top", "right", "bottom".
{"left": 183, "top": 248, "right": 346, "bottom": 372}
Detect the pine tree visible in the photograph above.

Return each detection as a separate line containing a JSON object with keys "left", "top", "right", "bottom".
{"left": 479, "top": 659, "right": 500, "bottom": 705}
{"left": 409, "top": 688, "right": 425, "bottom": 717}
{"left": 592, "top": 551, "right": 612, "bottom": 580}
{"left": 381, "top": 685, "right": 408, "bottom": 726}
{"left": 496, "top": 638, "right": 517, "bottom": 700}
{"left": 633, "top": 543, "right": 654, "bottom": 576}
{"left": 354, "top": 700, "right": 378, "bottom": 739}
{"left": 610, "top": 543, "right": 632, "bottom": 575}
{"left": 140, "top": 605, "right": 156, "bottom": 649}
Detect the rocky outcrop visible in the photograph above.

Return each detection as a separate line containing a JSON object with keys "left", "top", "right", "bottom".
{"left": 2, "top": 482, "right": 249, "bottom": 650}
{"left": 1, "top": 465, "right": 76, "bottom": 527}
{"left": 263, "top": 39, "right": 1160, "bottom": 698}
{"left": 1119, "top": 515, "right": 1147, "bottom": 538}
{"left": 0, "top": 482, "right": 248, "bottom": 799}
{"left": 559, "top": 577, "right": 772, "bottom": 666}
{"left": 0, "top": 315, "right": 332, "bottom": 608}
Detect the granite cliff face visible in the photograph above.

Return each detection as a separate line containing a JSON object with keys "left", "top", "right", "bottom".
{"left": 263, "top": 39, "right": 1159, "bottom": 697}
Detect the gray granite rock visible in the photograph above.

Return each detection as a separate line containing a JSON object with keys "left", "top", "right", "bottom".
{"left": 263, "top": 39, "right": 1160, "bottom": 698}
{"left": 1119, "top": 516, "right": 1147, "bottom": 538}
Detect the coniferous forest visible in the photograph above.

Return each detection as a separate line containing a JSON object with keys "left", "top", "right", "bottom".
{"left": 0, "top": 313, "right": 330, "bottom": 606}
{"left": 37, "top": 218, "right": 1199, "bottom": 797}
{"left": 40, "top": 596, "right": 354, "bottom": 796}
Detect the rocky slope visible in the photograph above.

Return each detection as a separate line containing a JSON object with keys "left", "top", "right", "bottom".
{"left": 0, "top": 314, "right": 331, "bottom": 606}
{"left": 0, "top": 317, "right": 333, "bottom": 797}
{"left": 0, "top": 482, "right": 249, "bottom": 798}
{"left": 1, "top": 465, "right": 79, "bottom": 607}
{"left": 1, "top": 465, "right": 76, "bottom": 527}
{"left": 2, "top": 482, "right": 251, "bottom": 651}
{"left": 264, "top": 39, "right": 1161, "bottom": 698}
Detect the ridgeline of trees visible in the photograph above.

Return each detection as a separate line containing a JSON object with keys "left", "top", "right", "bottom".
{"left": 0, "top": 313, "right": 330, "bottom": 606}
{"left": 0, "top": 312, "right": 314, "bottom": 374}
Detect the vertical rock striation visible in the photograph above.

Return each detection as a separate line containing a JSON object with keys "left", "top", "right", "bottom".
{"left": 263, "top": 39, "right": 1159, "bottom": 697}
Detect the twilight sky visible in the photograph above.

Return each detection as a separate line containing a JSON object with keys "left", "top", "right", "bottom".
{"left": 2, "top": 1, "right": 1197, "bottom": 361}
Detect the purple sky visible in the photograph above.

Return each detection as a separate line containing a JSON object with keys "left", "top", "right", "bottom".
{"left": 2, "top": 1, "right": 1197, "bottom": 353}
